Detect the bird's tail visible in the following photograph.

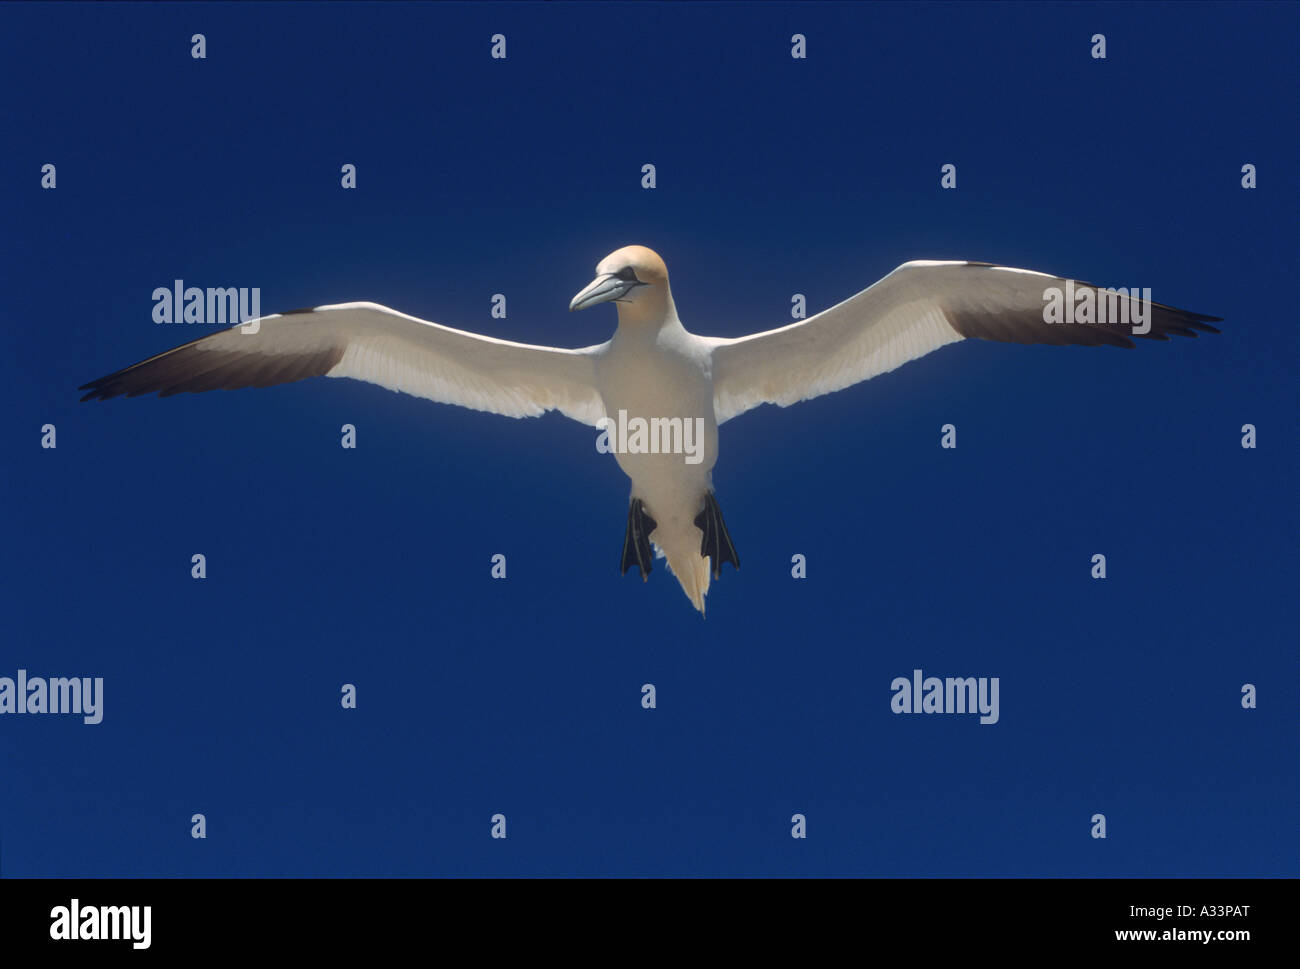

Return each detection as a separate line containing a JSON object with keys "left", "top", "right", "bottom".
{"left": 658, "top": 531, "right": 712, "bottom": 615}
{"left": 657, "top": 490, "right": 741, "bottom": 615}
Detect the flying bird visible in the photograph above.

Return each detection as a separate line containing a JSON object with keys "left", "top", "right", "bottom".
{"left": 81, "top": 246, "right": 1220, "bottom": 613}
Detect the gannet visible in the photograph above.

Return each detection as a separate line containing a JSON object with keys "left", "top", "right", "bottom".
{"left": 81, "top": 245, "right": 1220, "bottom": 613}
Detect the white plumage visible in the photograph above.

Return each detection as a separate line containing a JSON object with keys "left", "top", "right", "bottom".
{"left": 82, "top": 246, "right": 1219, "bottom": 613}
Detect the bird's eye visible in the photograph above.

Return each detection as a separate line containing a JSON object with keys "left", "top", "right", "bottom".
{"left": 614, "top": 267, "right": 639, "bottom": 283}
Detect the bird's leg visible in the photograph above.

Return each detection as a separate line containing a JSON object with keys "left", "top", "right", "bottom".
{"left": 694, "top": 492, "right": 741, "bottom": 580}
{"left": 620, "top": 498, "right": 658, "bottom": 581}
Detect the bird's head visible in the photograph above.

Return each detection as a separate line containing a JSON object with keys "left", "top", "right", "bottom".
{"left": 569, "top": 245, "right": 674, "bottom": 323}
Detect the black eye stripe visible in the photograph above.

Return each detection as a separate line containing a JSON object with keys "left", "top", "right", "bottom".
{"left": 614, "top": 267, "right": 640, "bottom": 283}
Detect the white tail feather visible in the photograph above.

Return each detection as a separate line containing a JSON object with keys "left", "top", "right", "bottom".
{"left": 654, "top": 528, "right": 711, "bottom": 615}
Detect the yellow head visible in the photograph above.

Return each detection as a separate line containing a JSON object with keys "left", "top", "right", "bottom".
{"left": 569, "top": 246, "right": 675, "bottom": 323}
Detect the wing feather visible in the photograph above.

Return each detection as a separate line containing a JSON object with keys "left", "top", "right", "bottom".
{"left": 81, "top": 301, "right": 607, "bottom": 426}
{"left": 710, "top": 261, "right": 1220, "bottom": 424}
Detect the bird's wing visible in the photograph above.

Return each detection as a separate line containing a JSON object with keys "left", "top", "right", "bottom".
{"left": 708, "top": 260, "right": 1220, "bottom": 424}
{"left": 80, "top": 301, "right": 607, "bottom": 426}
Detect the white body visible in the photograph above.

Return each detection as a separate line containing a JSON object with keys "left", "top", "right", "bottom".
{"left": 594, "top": 312, "right": 719, "bottom": 610}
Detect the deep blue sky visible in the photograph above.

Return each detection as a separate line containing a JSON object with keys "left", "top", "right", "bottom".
{"left": 2, "top": 2, "right": 1296, "bottom": 876}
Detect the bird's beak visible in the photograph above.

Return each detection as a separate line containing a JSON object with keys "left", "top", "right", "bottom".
{"left": 569, "top": 273, "right": 631, "bottom": 312}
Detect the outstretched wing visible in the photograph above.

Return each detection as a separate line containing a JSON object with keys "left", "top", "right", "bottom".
{"left": 709, "top": 261, "right": 1220, "bottom": 424}
{"left": 80, "top": 301, "right": 607, "bottom": 426}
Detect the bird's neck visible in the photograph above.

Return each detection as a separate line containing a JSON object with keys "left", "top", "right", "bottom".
{"left": 615, "top": 289, "right": 684, "bottom": 338}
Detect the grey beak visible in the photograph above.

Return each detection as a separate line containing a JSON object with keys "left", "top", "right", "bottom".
{"left": 569, "top": 273, "right": 632, "bottom": 311}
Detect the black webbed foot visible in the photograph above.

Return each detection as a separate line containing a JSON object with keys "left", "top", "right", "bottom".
{"left": 621, "top": 498, "right": 658, "bottom": 581}
{"left": 694, "top": 491, "right": 740, "bottom": 580}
